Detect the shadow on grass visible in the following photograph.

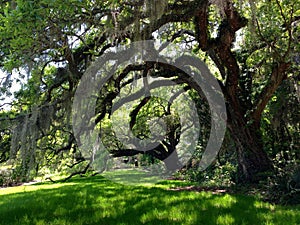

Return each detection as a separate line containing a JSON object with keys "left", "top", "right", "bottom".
{"left": 0, "top": 175, "right": 300, "bottom": 225}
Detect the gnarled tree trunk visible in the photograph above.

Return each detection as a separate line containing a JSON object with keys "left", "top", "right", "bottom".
{"left": 227, "top": 109, "right": 272, "bottom": 183}
{"left": 193, "top": 0, "right": 291, "bottom": 183}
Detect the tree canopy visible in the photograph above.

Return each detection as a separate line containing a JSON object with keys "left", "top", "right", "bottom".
{"left": 0, "top": 0, "right": 299, "bottom": 188}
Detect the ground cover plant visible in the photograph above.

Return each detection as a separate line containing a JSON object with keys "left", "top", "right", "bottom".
{"left": 1, "top": 173, "right": 300, "bottom": 225}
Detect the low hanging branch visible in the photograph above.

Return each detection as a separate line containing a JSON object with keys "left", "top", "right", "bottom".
{"left": 46, "top": 163, "right": 91, "bottom": 183}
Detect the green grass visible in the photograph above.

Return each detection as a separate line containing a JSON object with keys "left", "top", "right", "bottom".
{"left": 0, "top": 173, "right": 300, "bottom": 225}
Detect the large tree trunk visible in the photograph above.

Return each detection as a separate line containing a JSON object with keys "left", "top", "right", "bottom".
{"left": 194, "top": 0, "right": 271, "bottom": 183}
{"left": 227, "top": 110, "right": 273, "bottom": 183}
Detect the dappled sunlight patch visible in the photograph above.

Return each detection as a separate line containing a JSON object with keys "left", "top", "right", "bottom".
{"left": 54, "top": 206, "right": 69, "bottom": 217}
{"left": 0, "top": 182, "right": 76, "bottom": 195}
{"left": 254, "top": 200, "right": 275, "bottom": 211}
{"left": 216, "top": 214, "right": 235, "bottom": 225}
{"left": 140, "top": 206, "right": 190, "bottom": 224}
{"left": 101, "top": 204, "right": 119, "bottom": 218}
{"left": 211, "top": 194, "right": 237, "bottom": 208}
{"left": 139, "top": 202, "right": 201, "bottom": 224}
{"left": 102, "top": 169, "right": 164, "bottom": 186}
{"left": 155, "top": 179, "right": 199, "bottom": 189}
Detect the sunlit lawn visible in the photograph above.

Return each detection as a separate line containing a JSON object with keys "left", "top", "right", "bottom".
{"left": 0, "top": 171, "right": 299, "bottom": 225}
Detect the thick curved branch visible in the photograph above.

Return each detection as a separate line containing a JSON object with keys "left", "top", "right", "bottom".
{"left": 109, "top": 144, "right": 169, "bottom": 161}
{"left": 216, "top": 4, "right": 247, "bottom": 98}
{"left": 251, "top": 62, "right": 291, "bottom": 126}
{"left": 194, "top": 0, "right": 210, "bottom": 50}
{"left": 140, "top": 0, "right": 206, "bottom": 39}
{"left": 129, "top": 96, "right": 151, "bottom": 130}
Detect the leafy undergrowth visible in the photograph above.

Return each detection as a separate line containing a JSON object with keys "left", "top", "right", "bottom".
{"left": 0, "top": 173, "right": 300, "bottom": 225}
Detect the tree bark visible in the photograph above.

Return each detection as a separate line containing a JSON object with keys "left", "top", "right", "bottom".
{"left": 227, "top": 108, "right": 273, "bottom": 183}
{"left": 193, "top": 1, "right": 281, "bottom": 183}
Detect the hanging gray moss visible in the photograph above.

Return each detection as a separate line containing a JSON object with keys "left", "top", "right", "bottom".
{"left": 8, "top": 103, "right": 58, "bottom": 180}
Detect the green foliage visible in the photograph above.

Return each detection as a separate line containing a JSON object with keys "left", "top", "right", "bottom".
{"left": 0, "top": 165, "right": 26, "bottom": 187}
{"left": 258, "top": 77, "right": 300, "bottom": 204}
{"left": 184, "top": 161, "right": 236, "bottom": 188}
{"left": 0, "top": 0, "right": 299, "bottom": 187}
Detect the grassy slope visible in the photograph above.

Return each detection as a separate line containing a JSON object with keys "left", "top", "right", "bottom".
{"left": 0, "top": 174, "right": 299, "bottom": 225}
